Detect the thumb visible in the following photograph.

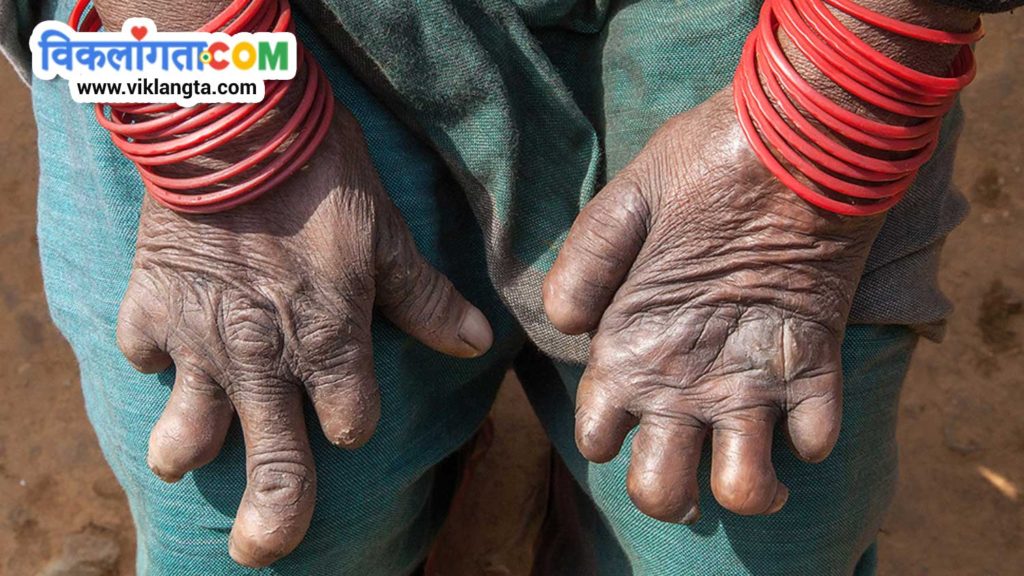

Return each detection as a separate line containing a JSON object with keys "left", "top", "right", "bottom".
{"left": 375, "top": 218, "right": 493, "bottom": 358}
{"left": 543, "top": 175, "right": 651, "bottom": 334}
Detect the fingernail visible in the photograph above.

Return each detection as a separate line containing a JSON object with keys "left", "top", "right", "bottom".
{"left": 767, "top": 484, "right": 789, "bottom": 514}
{"left": 679, "top": 504, "right": 702, "bottom": 525}
{"left": 458, "top": 307, "right": 493, "bottom": 356}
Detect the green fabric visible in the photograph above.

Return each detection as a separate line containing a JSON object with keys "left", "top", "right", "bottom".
{"left": 295, "top": 0, "right": 606, "bottom": 363}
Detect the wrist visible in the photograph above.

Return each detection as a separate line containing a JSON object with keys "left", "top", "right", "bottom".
{"left": 78, "top": 0, "right": 337, "bottom": 213}
{"left": 733, "top": 0, "right": 981, "bottom": 216}
{"left": 90, "top": 1, "right": 299, "bottom": 163}
{"left": 93, "top": 0, "right": 234, "bottom": 31}
{"left": 708, "top": 88, "right": 887, "bottom": 242}
{"left": 89, "top": 2, "right": 288, "bottom": 165}
{"left": 152, "top": 66, "right": 312, "bottom": 180}
{"left": 780, "top": 1, "right": 978, "bottom": 125}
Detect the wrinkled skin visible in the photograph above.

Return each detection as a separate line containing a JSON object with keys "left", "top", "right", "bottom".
{"left": 117, "top": 109, "right": 494, "bottom": 567}
{"left": 543, "top": 87, "right": 885, "bottom": 523}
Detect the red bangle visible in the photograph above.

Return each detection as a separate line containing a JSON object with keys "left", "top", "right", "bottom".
{"left": 142, "top": 65, "right": 334, "bottom": 212}
{"left": 747, "top": 37, "right": 936, "bottom": 181}
{"left": 733, "top": 0, "right": 979, "bottom": 216}
{"left": 741, "top": 70, "right": 917, "bottom": 199}
{"left": 752, "top": 35, "right": 937, "bottom": 176}
{"left": 136, "top": 54, "right": 320, "bottom": 187}
{"left": 742, "top": 31, "right": 914, "bottom": 200}
{"left": 791, "top": 0, "right": 950, "bottom": 104}
{"left": 103, "top": 79, "right": 290, "bottom": 165}
{"left": 70, "top": 0, "right": 335, "bottom": 214}
{"left": 734, "top": 41, "right": 906, "bottom": 216}
{"left": 757, "top": 6, "right": 942, "bottom": 141}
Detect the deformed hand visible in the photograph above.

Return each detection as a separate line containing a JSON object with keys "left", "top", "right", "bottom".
{"left": 544, "top": 88, "right": 884, "bottom": 523}
{"left": 117, "top": 109, "right": 493, "bottom": 566}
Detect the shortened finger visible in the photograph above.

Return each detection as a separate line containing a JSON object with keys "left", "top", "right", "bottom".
{"left": 117, "top": 279, "right": 172, "bottom": 373}
{"left": 575, "top": 367, "right": 638, "bottom": 463}
{"left": 780, "top": 322, "right": 844, "bottom": 464}
{"left": 228, "top": 383, "right": 316, "bottom": 568}
{"left": 711, "top": 409, "right": 787, "bottom": 516}
{"left": 543, "top": 176, "right": 650, "bottom": 335}
{"left": 626, "top": 415, "right": 706, "bottom": 524}
{"left": 299, "top": 332, "right": 381, "bottom": 449}
{"left": 147, "top": 364, "right": 233, "bottom": 483}
{"left": 786, "top": 372, "right": 843, "bottom": 463}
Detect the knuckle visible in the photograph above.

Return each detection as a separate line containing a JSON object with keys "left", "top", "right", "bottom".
{"left": 248, "top": 458, "right": 315, "bottom": 510}
{"left": 571, "top": 227, "right": 626, "bottom": 270}
{"left": 568, "top": 177, "right": 649, "bottom": 261}
{"left": 293, "top": 318, "right": 367, "bottom": 377}
{"left": 299, "top": 322, "right": 345, "bottom": 362}
{"left": 304, "top": 359, "right": 370, "bottom": 396}
{"left": 409, "top": 268, "right": 456, "bottom": 317}
{"left": 227, "top": 386, "right": 292, "bottom": 411}
{"left": 595, "top": 175, "right": 649, "bottom": 232}
{"left": 176, "top": 369, "right": 223, "bottom": 397}
{"left": 220, "top": 296, "right": 282, "bottom": 366}
{"left": 306, "top": 360, "right": 366, "bottom": 397}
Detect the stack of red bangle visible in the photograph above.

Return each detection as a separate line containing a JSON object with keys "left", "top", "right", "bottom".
{"left": 69, "top": 0, "right": 334, "bottom": 214}
{"left": 734, "top": 0, "right": 983, "bottom": 216}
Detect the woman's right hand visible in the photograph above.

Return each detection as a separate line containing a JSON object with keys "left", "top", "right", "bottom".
{"left": 117, "top": 108, "right": 493, "bottom": 567}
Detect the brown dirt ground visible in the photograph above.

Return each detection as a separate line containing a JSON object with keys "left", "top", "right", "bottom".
{"left": 1, "top": 12, "right": 1021, "bottom": 576}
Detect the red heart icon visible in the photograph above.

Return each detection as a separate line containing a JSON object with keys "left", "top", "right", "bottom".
{"left": 130, "top": 26, "right": 147, "bottom": 41}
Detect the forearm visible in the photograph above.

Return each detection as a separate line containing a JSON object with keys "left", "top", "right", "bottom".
{"left": 92, "top": 0, "right": 233, "bottom": 31}
{"left": 780, "top": 0, "right": 980, "bottom": 125}
{"left": 934, "top": 0, "right": 1024, "bottom": 11}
